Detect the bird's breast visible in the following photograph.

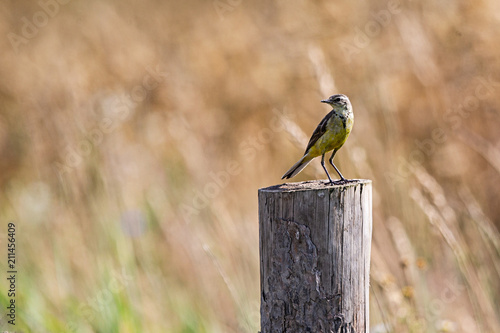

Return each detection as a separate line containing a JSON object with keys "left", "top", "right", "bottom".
{"left": 314, "top": 113, "right": 352, "bottom": 152}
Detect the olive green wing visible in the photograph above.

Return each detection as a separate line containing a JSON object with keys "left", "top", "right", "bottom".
{"left": 304, "top": 110, "right": 334, "bottom": 154}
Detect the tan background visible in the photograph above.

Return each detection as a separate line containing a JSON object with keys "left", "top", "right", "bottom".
{"left": 1, "top": 0, "right": 499, "bottom": 332}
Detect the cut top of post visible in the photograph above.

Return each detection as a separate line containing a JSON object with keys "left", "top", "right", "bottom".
{"left": 260, "top": 179, "right": 372, "bottom": 193}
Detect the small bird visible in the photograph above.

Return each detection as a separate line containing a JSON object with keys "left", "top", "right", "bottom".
{"left": 282, "top": 94, "right": 354, "bottom": 184}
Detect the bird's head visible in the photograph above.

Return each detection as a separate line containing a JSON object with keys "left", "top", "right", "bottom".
{"left": 321, "top": 94, "right": 351, "bottom": 109}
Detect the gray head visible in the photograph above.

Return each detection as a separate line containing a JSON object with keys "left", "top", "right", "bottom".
{"left": 320, "top": 94, "right": 351, "bottom": 108}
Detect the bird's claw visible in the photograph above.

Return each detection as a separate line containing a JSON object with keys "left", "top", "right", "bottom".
{"left": 324, "top": 179, "right": 351, "bottom": 186}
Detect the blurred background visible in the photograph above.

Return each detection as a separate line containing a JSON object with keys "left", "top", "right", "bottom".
{"left": 0, "top": 0, "right": 499, "bottom": 332}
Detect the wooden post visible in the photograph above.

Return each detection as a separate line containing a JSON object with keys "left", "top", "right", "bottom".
{"left": 258, "top": 179, "right": 372, "bottom": 333}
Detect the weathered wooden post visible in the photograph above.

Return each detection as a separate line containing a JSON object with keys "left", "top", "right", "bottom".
{"left": 258, "top": 179, "right": 372, "bottom": 333}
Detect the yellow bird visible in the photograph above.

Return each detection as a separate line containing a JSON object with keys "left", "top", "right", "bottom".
{"left": 282, "top": 94, "right": 354, "bottom": 184}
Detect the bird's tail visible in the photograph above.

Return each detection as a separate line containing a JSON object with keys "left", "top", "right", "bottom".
{"left": 281, "top": 154, "right": 313, "bottom": 180}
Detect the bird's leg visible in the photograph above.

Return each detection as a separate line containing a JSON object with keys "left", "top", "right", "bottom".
{"left": 321, "top": 154, "right": 334, "bottom": 184}
{"left": 329, "top": 149, "right": 346, "bottom": 181}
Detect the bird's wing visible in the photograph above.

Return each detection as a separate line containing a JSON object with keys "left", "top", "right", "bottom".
{"left": 304, "top": 110, "right": 334, "bottom": 154}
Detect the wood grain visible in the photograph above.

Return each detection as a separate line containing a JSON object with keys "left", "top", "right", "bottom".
{"left": 258, "top": 179, "right": 372, "bottom": 333}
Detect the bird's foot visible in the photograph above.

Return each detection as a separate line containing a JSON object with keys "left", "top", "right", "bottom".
{"left": 324, "top": 178, "right": 352, "bottom": 185}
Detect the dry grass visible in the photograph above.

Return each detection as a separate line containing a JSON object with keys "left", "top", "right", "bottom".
{"left": 0, "top": 0, "right": 499, "bottom": 332}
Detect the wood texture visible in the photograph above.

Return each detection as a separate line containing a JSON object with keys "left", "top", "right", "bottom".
{"left": 258, "top": 179, "right": 372, "bottom": 333}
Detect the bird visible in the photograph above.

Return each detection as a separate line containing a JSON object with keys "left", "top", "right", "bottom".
{"left": 282, "top": 94, "right": 354, "bottom": 184}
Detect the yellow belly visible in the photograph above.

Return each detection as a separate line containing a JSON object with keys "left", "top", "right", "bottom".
{"left": 307, "top": 114, "right": 353, "bottom": 158}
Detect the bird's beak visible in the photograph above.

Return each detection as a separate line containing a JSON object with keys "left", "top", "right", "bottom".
{"left": 321, "top": 99, "right": 329, "bottom": 103}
